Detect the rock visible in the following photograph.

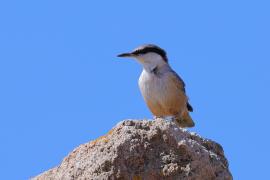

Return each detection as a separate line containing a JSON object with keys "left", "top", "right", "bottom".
{"left": 32, "top": 119, "right": 232, "bottom": 180}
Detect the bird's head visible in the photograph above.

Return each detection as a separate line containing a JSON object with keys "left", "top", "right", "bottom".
{"left": 117, "top": 44, "right": 168, "bottom": 70}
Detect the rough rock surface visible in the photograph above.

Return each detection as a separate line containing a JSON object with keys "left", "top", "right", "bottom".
{"left": 32, "top": 119, "right": 232, "bottom": 180}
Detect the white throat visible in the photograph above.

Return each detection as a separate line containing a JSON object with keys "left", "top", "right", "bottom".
{"left": 135, "top": 53, "right": 167, "bottom": 73}
{"left": 142, "top": 62, "right": 158, "bottom": 73}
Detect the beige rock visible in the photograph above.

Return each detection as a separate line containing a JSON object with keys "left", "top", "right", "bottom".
{"left": 32, "top": 119, "right": 232, "bottom": 180}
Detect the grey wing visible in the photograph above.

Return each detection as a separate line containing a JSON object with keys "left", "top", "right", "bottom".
{"left": 171, "top": 70, "right": 186, "bottom": 93}
{"left": 171, "top": 70, "right": 193, "bottom": 112}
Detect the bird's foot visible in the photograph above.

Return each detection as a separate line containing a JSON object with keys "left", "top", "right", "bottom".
{"left": 153, "top": 116, "right": 161, "bottom": 120}
{"left": 153, "top": 116, "right": 175, "bottom": 122}
{"left": 163, "top": 116, "right": 174, "bottom": 122}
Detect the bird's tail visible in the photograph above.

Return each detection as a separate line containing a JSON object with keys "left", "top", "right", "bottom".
{"left": 174, "top": 111, "right": 195, "bottom": 128}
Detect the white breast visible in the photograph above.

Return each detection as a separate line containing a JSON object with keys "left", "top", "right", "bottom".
{"left": 138, "top": 69, "right": 186, "bottom": 116}
{"left": 139, "top": 70, "right": 165, "bottom": 103}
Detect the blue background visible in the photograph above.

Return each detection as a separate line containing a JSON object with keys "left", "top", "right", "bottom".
{"left": 0, "top": 1, "right": 269, "bottom": 179}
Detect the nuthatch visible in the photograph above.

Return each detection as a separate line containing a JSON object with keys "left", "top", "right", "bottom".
{"left": 118, "top": 44, "right": 194, "bottom": 128}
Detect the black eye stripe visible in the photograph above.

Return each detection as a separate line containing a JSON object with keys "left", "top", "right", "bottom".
{"left": 131, "top": 46, "right": 168, "bottom": 62}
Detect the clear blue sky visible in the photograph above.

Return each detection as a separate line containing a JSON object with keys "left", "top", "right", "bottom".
{"left": 0, "top": 1, "right": 269, "bottom": 179}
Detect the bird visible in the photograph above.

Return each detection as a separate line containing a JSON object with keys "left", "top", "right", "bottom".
{"left": 117, "top": 44, "right": 195, "bottom": 128}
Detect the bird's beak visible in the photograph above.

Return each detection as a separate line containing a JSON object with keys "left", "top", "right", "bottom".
{"left": 117, "top": 52, "right": 134, "bottom": 58}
